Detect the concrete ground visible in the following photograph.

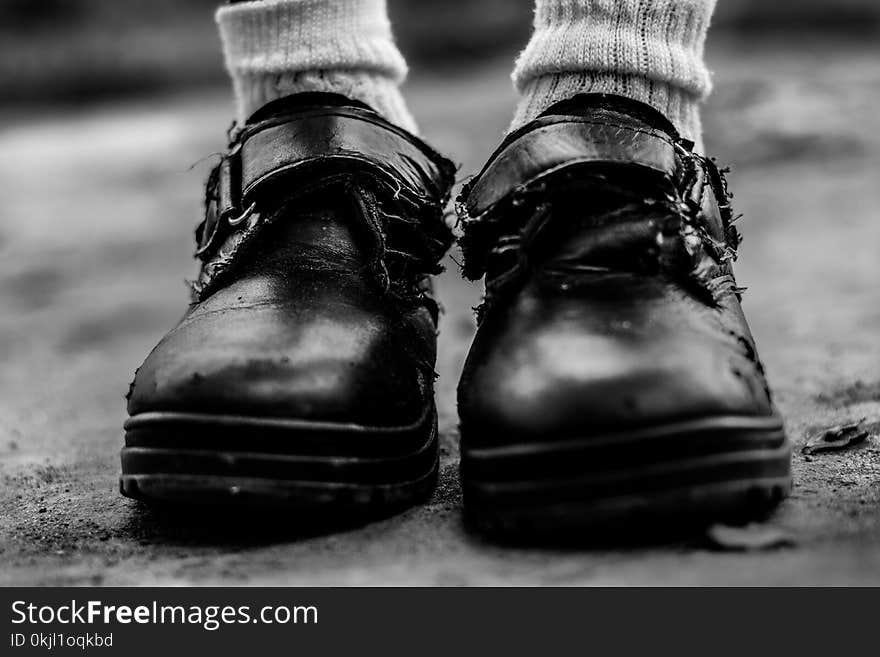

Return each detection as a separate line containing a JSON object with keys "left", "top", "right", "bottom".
{"left": 1, "top": 38, "right": 879, "bottom": 585}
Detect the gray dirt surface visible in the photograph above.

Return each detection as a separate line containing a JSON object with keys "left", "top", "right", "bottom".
{"left": 1, "top": 38, "right": 879, "bottom": 585}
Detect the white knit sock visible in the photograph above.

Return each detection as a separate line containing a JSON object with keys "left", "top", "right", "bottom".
{"left": 511, "top": 0, "right": 717, "bottom": 151}
{"left": 216, "top": 0, "right": 417, "bottom": 133}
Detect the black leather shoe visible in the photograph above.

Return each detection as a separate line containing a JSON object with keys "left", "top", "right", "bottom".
{"left": 456, "top": 93, "right": 791, "bottom": 534}
{"left": 121, "top": 93, "right": 455, "bottom": 512}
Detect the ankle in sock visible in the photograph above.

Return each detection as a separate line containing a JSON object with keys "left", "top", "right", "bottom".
{"left": 216, "top": 0, "right": 417, "bottom": 132}
{"left": 510, "top": 0, "right": 717, "bottom": 151}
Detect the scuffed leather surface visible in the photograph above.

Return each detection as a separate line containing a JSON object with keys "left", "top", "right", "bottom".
{"left": 129, "top": 206, "right": 435, "bottom": 426}
{"left": 458, "top": 274, "right": 773, "bottom": 443}
{"left": 456, "top": 94, "right": 776, "bottom": 445}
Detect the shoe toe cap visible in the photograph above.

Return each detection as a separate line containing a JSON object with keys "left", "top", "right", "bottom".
{"left": 458, "top": 288, "right": 775, "bottom": 443}
{"left": 128, "top": 300, "right": 429, "bottom": 427}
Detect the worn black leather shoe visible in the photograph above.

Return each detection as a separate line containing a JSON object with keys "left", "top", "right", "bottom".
{"left": 121, "top": 93, "right": 455, "bottom": 512}
{"left": 456, "top": 93, "right": 791, "bottom": 534}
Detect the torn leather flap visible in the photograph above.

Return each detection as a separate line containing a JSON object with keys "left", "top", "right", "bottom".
{"left": 456, "top": 113, "right": 744, "bottom": 307}
{"left": 464, "top": 119, "right": 677, "bottom": 217}
{"left": 192, "top": 106, "right": 456, "bottom": 301}
{"left": 457, "top": 117, "right": 678, "bottom": 280}
{"left": 676, "top": 150, "right": 743, "bottom": 300}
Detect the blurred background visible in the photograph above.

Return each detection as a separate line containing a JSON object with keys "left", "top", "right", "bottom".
{"left": 2, "top": 2, "right": 879, "bottom": 585}
{"left": 2, "top": 0, "right": 879, "bottom": 107}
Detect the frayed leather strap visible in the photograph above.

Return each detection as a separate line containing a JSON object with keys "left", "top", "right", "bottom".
{"left": 457, "top": 107, "right": 742, "bottom": 308}
{"left": 197, "top": 105, "right": 455, "bottom": 259}
{"left": 191, "top": 102, "right": 455, "bottom": 302}
{"left": 463, "top": 115, "right": 678, "bottom": 222}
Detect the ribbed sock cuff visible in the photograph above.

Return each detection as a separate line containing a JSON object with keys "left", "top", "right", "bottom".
{"left": 511, "top": 0, "right": 716, "bottom": 149}
{"left": 217, "top": 0, "right": 417, "bottom": 132}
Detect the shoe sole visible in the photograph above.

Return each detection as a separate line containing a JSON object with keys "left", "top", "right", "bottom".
{"left": 120, "top": 407, "right": 438, "bottom": 513}
{"left": 460, "top": 415, "right": 792, "bottom": 537}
